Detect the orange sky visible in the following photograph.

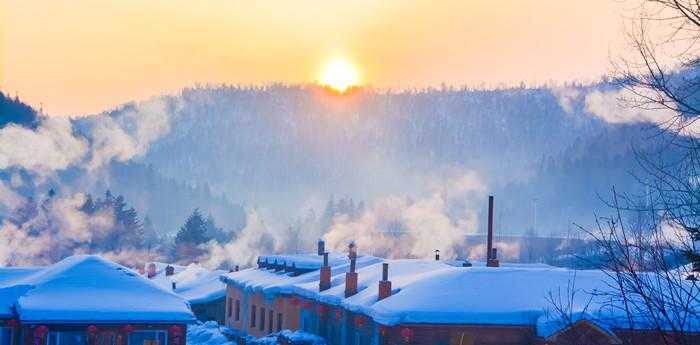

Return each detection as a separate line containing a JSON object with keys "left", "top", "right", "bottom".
{"left": 0, "top": 0, "right": 637, "bottom": 116}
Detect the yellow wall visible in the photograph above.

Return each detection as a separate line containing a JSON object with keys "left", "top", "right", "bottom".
{"left": 225, "top": 285, "right": 301, "bottom": 337}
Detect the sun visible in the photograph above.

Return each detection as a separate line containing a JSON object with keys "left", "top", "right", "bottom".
{"left": 319, "top": 59, "right": 360, "bottom": 93}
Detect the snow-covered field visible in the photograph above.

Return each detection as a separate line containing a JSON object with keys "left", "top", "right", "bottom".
{"left": 188, "top": 322, "right": 327, "bottom": 345}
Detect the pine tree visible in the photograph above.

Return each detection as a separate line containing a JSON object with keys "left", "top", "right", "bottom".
{"left": 174, "top": 208, "right": 210, "bottom": 261}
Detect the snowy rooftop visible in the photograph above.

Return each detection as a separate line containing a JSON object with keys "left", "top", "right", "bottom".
{"left": 0, "top": 255, "right": 196, "bottom": 323}
{"left": 221, "top": 255, "right": 700, "bottom": 334}
{"left": 175, "top": 269, "right": 227, "bottom": 304}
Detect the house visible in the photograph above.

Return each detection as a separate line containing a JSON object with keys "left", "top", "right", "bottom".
{"left": 174, "top": 269, "right": 228, "bottom": 324}
{"left": 143, "top": 262, "right": 229, "bottom": 324}
{"left": 0, "top": 255, "right": 195, "bottom": 345}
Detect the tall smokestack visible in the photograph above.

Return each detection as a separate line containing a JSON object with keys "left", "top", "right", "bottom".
{"left": 317, "top": 239, "right": 325, "bottom": 256}
{"left": 378, "top": 263, "right": 391, "bottom": 300}
{"left": 320, "top": 253, "right": 331, "bottom": 291}
{"left": 486, "top": 195, "right": 499, "bottom": 267}
{"left": 345, "top": 242, "right": 358, "bottom": 297}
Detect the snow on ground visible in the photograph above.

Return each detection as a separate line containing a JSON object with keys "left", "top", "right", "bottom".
{"left": 2, "top": 255, "right": 195, "bottom": 323}
{"left": 188, "top": 322, "right": 327, "bottom": 345}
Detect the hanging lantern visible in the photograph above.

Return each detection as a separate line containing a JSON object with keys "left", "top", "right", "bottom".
{"left": 5, "top": 319, "right": 18, "bottom": 327}
{"left": 168, "top": 325, "right": 183, "bottom": 336}
{"left": 400, "top": 327, "right": 414, "bottom": 342}
{"left": 87, "top": 325, "right": 98, "bottom": 335}
{"left": 353, "top": 315, "right": 365, "bottom": 328}
{"left": 334, "top": 309, "right": 343, "bottom": 321}
{"left": 34, "top": 325, "right": 49, "bottom": 338}
{"left": 302, "top": 300, "right": 313, "bottom": 309}
{"left": 122, "top": 324, "right": 135, "bottom": 335}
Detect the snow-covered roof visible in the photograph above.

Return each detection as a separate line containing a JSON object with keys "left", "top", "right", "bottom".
{"left": 175, "top": 269, "right": 227, "bottom": 304}
{"left": 0, "top": 267, "right": 43, "bottom": 317}
{"left": 221, "top": 255, "right": 700, "bottom": 333}
{"left": 0, "top": 255, "right": 195, "bottom": 323}
{"left": 258, "top": 253, "right": 349, "bottom": 270}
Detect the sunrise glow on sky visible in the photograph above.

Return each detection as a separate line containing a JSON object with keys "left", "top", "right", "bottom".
{"left": 0, "top": 0, "right": 635, "bottom": 116}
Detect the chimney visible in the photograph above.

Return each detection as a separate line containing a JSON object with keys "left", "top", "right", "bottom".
{"left": 317, "top": 239, "right": 325, "bottom": 256}
{"left": 171, "top": 281, "right": 176, "bottom": 290}
{"left": 235, "top": 265, "right": 240, "bottom": 272}
{"left": 165, "top": 265, "right": 175, "bottom": 276}
{"left": 319, "top": 253, "right": 331, "bottom": 291}
{"left": 345, "top": 243, "right": 358, "bottom": 297}
{"left": 378, "top": 263, "right": 391, "bottom": 300}
{"left": 147, "top": 263, "right": 157, "bottom": 279}
{"left": 486, "top": 196, "right": 500, "bottom": 267}
{"left": 434, "top": 249, "right": 440, "bottom": 261}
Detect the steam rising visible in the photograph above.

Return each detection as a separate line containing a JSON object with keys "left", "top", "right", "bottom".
{"left": 323, "top": 171, "right": 488, "bottom": 260}
{"left": 0, "top": 98, "right": 175, "bottom": 266}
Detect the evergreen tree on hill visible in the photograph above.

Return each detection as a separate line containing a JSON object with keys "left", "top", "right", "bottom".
{"left": 174, "top": 208, "right": 210, "bottom": 261}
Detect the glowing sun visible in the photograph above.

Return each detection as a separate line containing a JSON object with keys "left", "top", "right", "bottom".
{"left": 319, "top": 59, "right": 360, "bottom": 92}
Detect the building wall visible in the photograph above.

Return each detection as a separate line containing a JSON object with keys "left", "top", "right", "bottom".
{"left": 191, "top": 298, "right": 225, "bottom": 324}
{"left": 380, "top": 324, "right": 536, "bottom": 345}
{"left": 18, "top": 323, "right": 186, "bottom": 345}
{"left": 224, "top": 285, "right": 301, "bottom": 338}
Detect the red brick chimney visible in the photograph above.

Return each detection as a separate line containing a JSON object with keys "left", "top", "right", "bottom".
{"left": 486, "top": 195, "right": 500, "bottom": 267}
{"left": 319, "top": 252, "right": 331, "bottom": 291}
{"left": 345, "top": 242, "right": 358, "bottom": 297}
{"left": 378, "top": 263, "right": 391, "bottom": 300}
{"left": 147, "top": 263, "right": 156, "bottom": 278}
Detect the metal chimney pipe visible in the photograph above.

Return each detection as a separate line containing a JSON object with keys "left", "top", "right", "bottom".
{"left": 382, "top": 263, "right": 389, "bottom": 281}
{"left": 350, "top": 258, "right": 356, "bottom": 273}
{"left": 323, "top": 252, "right": 329, "bottom": 267}
{"left": 435, "top": 249, "right": 440, "bottom": 261}
{"left": 487, "top": 195, "right": 494, "bottom": 261}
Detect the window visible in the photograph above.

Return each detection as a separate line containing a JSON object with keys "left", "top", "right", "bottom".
{"left": 128, "top": 331, "right": 167, "bottom": 345}
{"left": 250, "top": 305, "right": 257, "bottom": 328}
{"left": 268, "top": 310, "right": 273, "bottom": 332}
{"left": 47, "top": 331, "right": 87, "bottom": 345}
{"left": 260, "top": 307, "right": 266, "bottom": 331}
{"left": 227, "top": 298, "right": 232, "bottom": 317}
{"left": 0, "top": 327, "right": 13, "bottom": 345}
{"left": 235, "top": 299, "right": 240, "bottom": 321}
{"left": 276, "top": 313, "right": 283, "bottom": 332}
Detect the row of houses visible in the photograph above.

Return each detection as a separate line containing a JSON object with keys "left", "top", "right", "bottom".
{"left": 216, "top": 196, "right": 699, "bottom": 345}
{"left": 218, "top": 241, "right": 700, "bottom": 345}
{"left": 0, "top": 255, "right": 196, "bottom": 345}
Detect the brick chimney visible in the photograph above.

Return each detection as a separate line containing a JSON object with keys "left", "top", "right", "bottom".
{"left": 147, "top": 263, "right": 157, "bottom": 278}
{"left": 345, "top": 242, "right": 358, "bottom": 297}
{"left": 378, "top": 263, "right": 391, "bottom": 300}
{"left": 317, "top": 239, "right": 325, "bottom": 256}
{"left": 320, "top": 253, "right": 331, "bottom": 291}
{"left": 486, "top": 196, "right": 500, "bottom": 267}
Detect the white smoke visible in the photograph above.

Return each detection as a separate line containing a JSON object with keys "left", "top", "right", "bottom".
{"left": 0, "top": 193, "right": 114, "bottom": 266}
{"left": 0, "top": 116, "right": 88, "bottom": 176}
{"left": 0, "top": 97, "right": 176, "bottom": 266}
{"left": 553, "top": 87, "right": 581, "bottom": 113}
{"left": 322, "top": 171, "right": 489, "bottom": 260}
{"left": 583, "top": 88, "right": 700, "bottom": 137}
{"left": 202, "top": 209, "right": 278, "bottom": 269}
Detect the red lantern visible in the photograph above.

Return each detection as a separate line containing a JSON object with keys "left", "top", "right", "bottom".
{"left": 34, "top": 325, "right": 49, "bottom": 338}
{"left": 353, "top": 315, "right": 365, "bottom": 328}
{"left": 168, "top": 325, "right": 183, "bottom": 336}
{"left": 334, "top": 309, "right": 343, "bottom": 321}
{"left": 87, "top": 325, "right": 98, "bottom": 334}
{"left": 5, "top": 319, "right": 18, "bottom": 327}
{"left": 122, "top": 324, "right": 134, "bottom": 334}
{"left": 302, "top": 300, "right": 313, "bottom": 309}
{"left": 400, "top": 327, "right": 414, "bottom": 342}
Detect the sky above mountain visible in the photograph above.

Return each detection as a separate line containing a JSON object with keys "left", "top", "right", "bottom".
{"left": 0, "top": 0, "right": 637, "bottom": 116}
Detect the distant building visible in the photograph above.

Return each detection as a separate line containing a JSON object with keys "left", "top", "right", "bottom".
{"left": 175, "top": 270, "right": 227, "bottom": 324}
{"left": 0, "top": 255, "right": 195, "bottom": 345}
{"left": 219, "top": 242, "right": 700, "bottom": 345}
